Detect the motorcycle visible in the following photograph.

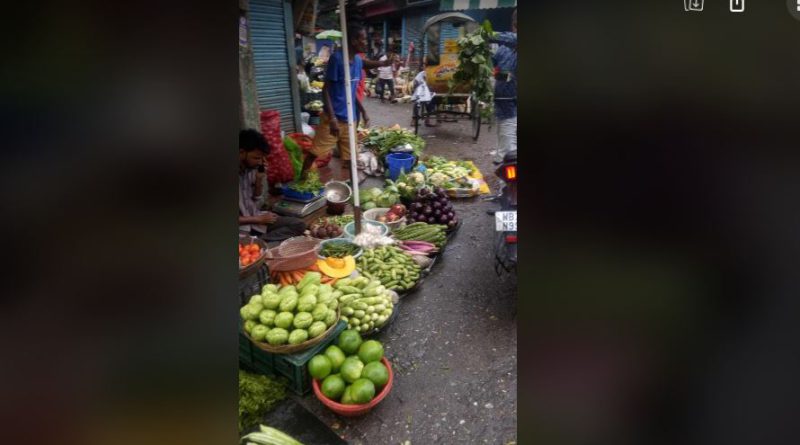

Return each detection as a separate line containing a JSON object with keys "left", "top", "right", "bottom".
{"left": 487, "top": 150, "right": 517, "bottom": 275}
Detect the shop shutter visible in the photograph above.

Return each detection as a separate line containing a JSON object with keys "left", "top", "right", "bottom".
{"left": 250, "top": 0, "right": 300, "bottom": 133}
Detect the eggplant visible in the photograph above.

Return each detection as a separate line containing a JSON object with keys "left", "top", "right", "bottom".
{"left": 415, "top": 213, "right": 427, "bottom": 222}
{"left": 418, "top": 188, "right": 430, "bottom": 197}
{"left": 422, "top": 206, "right": 432, "bottom": 215}
{"left": 432, "top": 201, "right": 442, "bottom": 209}
{"left": 427, "top": 216, "right": 437, "bottom": 224}
{"left": 447, "top": 220, "right": 457, "bottom": 229}
{"left": 433, "top": 209, "right": 442, "bottom": 217}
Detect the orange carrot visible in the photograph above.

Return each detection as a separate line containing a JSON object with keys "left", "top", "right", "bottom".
{"left": 279, "top": 274, "right": 289, "bottom": 286}
{"left": 293, "top": 270, "right": 306, "bottom": 283}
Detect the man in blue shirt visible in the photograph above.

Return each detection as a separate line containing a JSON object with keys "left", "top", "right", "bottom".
{"left": 490, "top": 9, "right": 517, "bottom": 165}
{"left": 302, "top": 24, "right": 391, "bottom": 182}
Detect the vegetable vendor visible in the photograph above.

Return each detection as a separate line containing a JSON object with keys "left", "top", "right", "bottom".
{"left": 238, "top": 129, "right": 306, "bottom": 242}
{"left": 301, "top": 23, "right": 392, "bottom": 183}
{"left": 489, "top": 9, "right": 517, "bottom": 165}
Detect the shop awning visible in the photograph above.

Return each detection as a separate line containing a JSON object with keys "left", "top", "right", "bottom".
{"left": 440, "top": 0, "right": 516, "bottom": 11}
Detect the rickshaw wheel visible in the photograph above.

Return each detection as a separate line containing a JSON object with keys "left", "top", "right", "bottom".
{"left": 472, "top": 99, "right": 482, "bottom": 141}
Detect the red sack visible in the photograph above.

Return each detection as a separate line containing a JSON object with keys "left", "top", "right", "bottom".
{"left": 259, "top": 110, "right": 294, "bottom": 184}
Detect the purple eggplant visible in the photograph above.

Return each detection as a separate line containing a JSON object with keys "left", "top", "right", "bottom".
{"left": 432, "top": 201, "right": 442, "bottom": 210}
{"left": 439, "top": 213, "right": 451, "bottom": 223}
{"left": 447, "top": 219, "right": 458, "bottom": 229}
{"left": 433, "top": 209, "right": 442, "bottom": 217}
{"left": 415, "top": 213, "right": 427, "bottom": 222}
{"left": 427, "top": 216, "right": 437, "bottom": 224}
{"left": 422, "top": 206, "right": 432, "bottom": 215}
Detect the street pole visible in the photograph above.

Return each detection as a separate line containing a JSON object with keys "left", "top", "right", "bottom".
{"left": 338, "top": 0, "right": 361, "bottom": 235}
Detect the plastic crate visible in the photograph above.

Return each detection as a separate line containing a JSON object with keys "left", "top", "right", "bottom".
{"left": 249, "top": 320, "right": 347, "bottom": 395}
{"left": 239, "top": 331, "right": 255, "bottom": 368}
{"left": 239, "top": 263, "right": 269, "bottom": 306}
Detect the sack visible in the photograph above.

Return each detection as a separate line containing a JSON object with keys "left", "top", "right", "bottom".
{"left": 259, "top": 110, "right": 294, "bottom": 184}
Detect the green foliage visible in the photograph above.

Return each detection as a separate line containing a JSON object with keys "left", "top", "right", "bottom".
{"left": 363, "top": 127, "right": 425, "bottom": 159}
{"left": 449, "top": 20, "right": 495, "bottom": 105}
{"left": 239, "top": 370, "right": 287, "bottom": 433}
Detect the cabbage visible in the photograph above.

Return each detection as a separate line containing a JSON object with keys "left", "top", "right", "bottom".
{"left": 288, "top": 329, "right": 309, "bottom": 345}
{"left": 293, "top": 312, "right": 314, "bottom": 329}
{"left": 251, "top": 324, "right": 269, "bottom": 341}
{"left": 368, "top": 187, "right": 383, "bottom": 199}
{"left": 266, "top": 328, "right": 289, "bottom": 345}
{"left": 308, "top": 321, "right": 327, "bottom": 338}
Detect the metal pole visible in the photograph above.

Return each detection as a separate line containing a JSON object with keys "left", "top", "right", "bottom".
{"left": 338, "top": 0, "right": 362, "bottom": 235}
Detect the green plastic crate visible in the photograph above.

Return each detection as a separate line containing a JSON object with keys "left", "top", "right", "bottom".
{"left": 248, "top": 320, "right": 347, "bottom": 395}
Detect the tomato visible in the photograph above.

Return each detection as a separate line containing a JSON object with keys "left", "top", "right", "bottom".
{"left": 242, "top": 257, "right": 252, "bottom": 266}
{"left": 248, "top": 244, "right": 260, "bottom": 253}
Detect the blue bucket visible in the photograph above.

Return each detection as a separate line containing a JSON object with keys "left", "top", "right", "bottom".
{"left": 386, "top": 153, "right": 416, "bottom": 181}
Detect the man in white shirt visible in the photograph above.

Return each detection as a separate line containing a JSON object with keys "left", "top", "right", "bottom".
{"left": 411, "top": 63, "right": 438, "bottom": 127}
{"left": 376, "top": 54, "right": 397, "bottom": 103}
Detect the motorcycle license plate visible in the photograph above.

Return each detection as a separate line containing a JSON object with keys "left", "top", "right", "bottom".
{"left": 495, "top": 211, "right": 517, "bottom": 232}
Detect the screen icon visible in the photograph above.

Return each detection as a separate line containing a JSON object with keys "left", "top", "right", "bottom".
{"left": 687, "top": 0, "right": 704, "bottom": 12}
{"left": 730, "top": 0, "right": 744, "bottom": 12}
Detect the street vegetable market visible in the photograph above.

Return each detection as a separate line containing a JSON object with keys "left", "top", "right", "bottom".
{"left": 238, "top": 1, "right": 516, "bottom": 442}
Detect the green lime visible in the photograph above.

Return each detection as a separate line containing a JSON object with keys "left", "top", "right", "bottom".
{"left": 338, "top": 329, "right": 363, "bottom": 355}
{"left": 361, "top": 361, "right": 389, "bottom": 387}
{"left": 321, "top": 374, "right": 346, "bottom": 401}
{"left": 340, "top": 356, "right": 365, "bottom": 384}
{"left": 308, "top": 355, "right": 332, "bottom": 380}
{"left": 357, "top": 340, "right": 384, "bottom": 364}
{"left": 341, "top": 385, "right": 354, "bottom": 405}
{"left": 324, "top": 345, "right": 347, "bottom": 372}
{"left": 350, "top": 378, "right": 376, "bottom": 404}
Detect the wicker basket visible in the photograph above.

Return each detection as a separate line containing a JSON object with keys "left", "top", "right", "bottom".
{"left": 264, "top": 236, "right": 321, "bottom": 272}
{"left": 243, "top": 308, "right": 341, "bottom": 355}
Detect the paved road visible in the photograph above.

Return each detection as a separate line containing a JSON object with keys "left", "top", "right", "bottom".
{"left": 296, "top": 98, "right": 518, "bottom": 445}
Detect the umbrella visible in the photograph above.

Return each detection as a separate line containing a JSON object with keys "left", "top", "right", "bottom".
{"left": 316, "top": 30, "right": 342, "bottom": 40}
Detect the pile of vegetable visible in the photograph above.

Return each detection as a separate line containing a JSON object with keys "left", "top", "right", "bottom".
{"left": 287, "top": 171, "right": 323, "bottom": 195}
{"left": 393, "top": 222, "right": 448, "bottom": 248}
{"left": 393, "top": 172, "right": 427, "bottom": 200}
{"left": 316, "top": 255, "right": 357, "bottom": 279}
{"left": 407, "top": 187, "right": 459, "bottom": 229}
{"left": 352, "top": 230, "right": 396, "bottom": 250}
{"left": 239, "top": 242, "right": 264, "bottom": 268}
{"left": 424, "top": 156, "right": 474, "bottom": 189}
{"left": 308, "top": 330, "right": 390, "bottom": 405}
{"left": 304, "top": 100, "right": 323, "bottom": 112}
{"left": 451, "top": 20, "right": 495, "bottom": 106}
{"left": 356, "top": 246, "right": 421, "bottom": 292}
{"left": 319, "top": 240, "right": 361, "bottom": 258}
{"left": 307, "top": 220, "right": 344, "bottom": 239}
{"left": 238, "top": 371, "right": 287, "bottom": 433}
{"left": 240, "top": 425, "right": 303, "bottom": 445}
{"left": 241, "top": 272, "right": 339, "bottom": 346}
{"left": 364, "top": 125, "right": 425, "bottom": 160}
{"left": 270, "top": 263, "right": 340, "bottom": 286}
{"left": 360, "top": 182, "right": 400, "bottom": 210}
{"left": 371, "top": 204, "right": 407, "bottom": 224}
{"left": 334, "top": 276, "right": 396, "bottom": 332}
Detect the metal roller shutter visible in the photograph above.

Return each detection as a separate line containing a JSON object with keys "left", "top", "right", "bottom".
{"left": 250, "top": 0, "right": 300, "bottom": 133}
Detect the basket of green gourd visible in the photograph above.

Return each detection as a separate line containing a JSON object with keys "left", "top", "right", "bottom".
{"left": 240, "top": 271, "right": 342, "bottom": 355}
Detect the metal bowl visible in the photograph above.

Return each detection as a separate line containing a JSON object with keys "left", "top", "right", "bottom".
{"left": 323, "top": 181, "right": 352, "bottom": 203}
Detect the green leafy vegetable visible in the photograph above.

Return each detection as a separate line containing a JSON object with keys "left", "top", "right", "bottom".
{"left": 283, "top": 137, "right": 304, "bottom": 182}
{"left": 450, "top": 20, "right": 495, "bottom": 106}
{"left": 288, "top": 171, "right": 323, "bottom": 194}
{"left": 239, "top": 370, "right": 287, "bottom": 433}
{"left": 363, "top": 127, "right": 425, "bottom": 160}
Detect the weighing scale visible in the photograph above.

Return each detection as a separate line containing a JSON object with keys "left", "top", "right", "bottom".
{"left": 272, "top": 195, "right": 328, "bottom": 218}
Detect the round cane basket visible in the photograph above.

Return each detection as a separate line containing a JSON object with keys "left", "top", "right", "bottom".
{"left": 264, "top": 236, "right": 321, "bottom": 272}
{"left": 243, "top": 308, "right": 341, "bottom": 355}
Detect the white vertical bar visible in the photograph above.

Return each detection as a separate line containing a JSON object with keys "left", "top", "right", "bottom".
{"left": 338, "top": 0, "right": 360, "bottom": 213}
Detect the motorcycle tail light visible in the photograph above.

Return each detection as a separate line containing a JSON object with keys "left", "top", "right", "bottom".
{"left": 503, "top": 165, "right": 517, "bottom": 182}
{"left": 505, "top": 234, "right": 518, "bottom": 244}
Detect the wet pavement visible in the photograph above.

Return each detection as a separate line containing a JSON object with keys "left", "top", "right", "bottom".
{"left": 294, "top": 98, "right": 518, "bottom": 445}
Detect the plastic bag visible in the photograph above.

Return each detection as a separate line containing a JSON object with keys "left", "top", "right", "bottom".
{"left": 259, "top": 110, "right": 294, "bottom": 184}
{"left": 282, "top": 136, "right": 303, "bottom": 182}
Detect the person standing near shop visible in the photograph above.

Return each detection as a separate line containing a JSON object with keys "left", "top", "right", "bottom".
{"left": 376, "top": 53, "right": 397, "bottom": 103}
{"left": 301, "top": 24, "right": 391, "bottom": 182}
{"left": 238, "top": 129, "right": 306, "bottom": 242}
{"left": 411, "top": 60, "right": 438, "bottom": 127}
{"left": 490, "top": 9, "right": 517, "bottom": 165}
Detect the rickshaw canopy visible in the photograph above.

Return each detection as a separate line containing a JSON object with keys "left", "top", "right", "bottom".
{"left": 422, "top": 12, "right": 478, "bottom": 36}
